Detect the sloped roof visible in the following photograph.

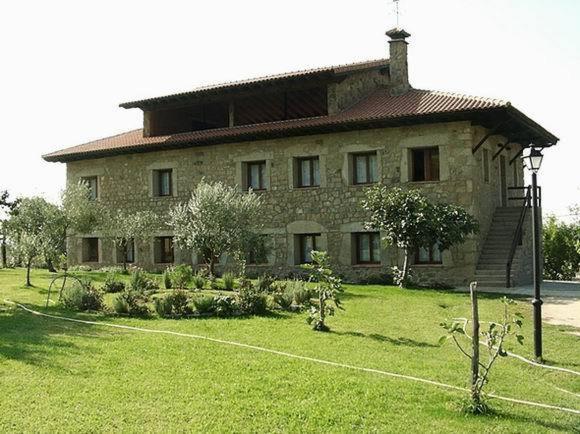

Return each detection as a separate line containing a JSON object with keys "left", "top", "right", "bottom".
{"left": 119, "top": 59, "right": 389, "bottom": 109}
{"left": 44, "top": 88, "right": 556, "bottom": 162}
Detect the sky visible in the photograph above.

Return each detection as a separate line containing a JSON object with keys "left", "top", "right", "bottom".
{"left": 1, "top": 0, "right": 579, "bottom": 219}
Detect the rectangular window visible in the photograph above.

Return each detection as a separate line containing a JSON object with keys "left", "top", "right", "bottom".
{"left": 247, "top": 235, "right": 269, "bottom": 265}
{"left": 355, "top": 232, "right": 381, "bottom": 264}
{"left": 483, "top": 148, "right": 490, "bottom": 183}
{"left": 80, "top": 176, "right": 98, "bottom": 200}
{"left": 415, "top": 243, "right": 442, "bottom": 264}
{"left": 246, "top": 161, "right": 266, "bottom": 190}
{"left": 353, "top": 152, "right": 378, "bottom": 185}
{"left": 153, "top": 169, "right": 173, "bottom": 197}
{"left": 512, "top": 160, "right": 518, "bottom": 187}
{"left": 412, "top": 147, "right": 440, "bottom": 182}
{"left": 296, "top": 157, "right": 320, "bottom": 188}
{"left": 117, "top": 239, "right": 135, "bottom": 264}
{"left": 82, "top": 238, "right": 99, "bottom": 263}
{"left": 298, "top": 233, "right": 321, "bottom": 264}
{"left": 154, "top": 236, "right": 174, "bottom": 264}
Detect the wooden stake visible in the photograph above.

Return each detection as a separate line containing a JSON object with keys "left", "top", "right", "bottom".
{"left": 470, "top": 281, "right": 480, "bottom": 406}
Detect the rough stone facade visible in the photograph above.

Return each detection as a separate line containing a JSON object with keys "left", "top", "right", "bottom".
{"left": 65, "top": 118, "right": 529, "bottom": 287}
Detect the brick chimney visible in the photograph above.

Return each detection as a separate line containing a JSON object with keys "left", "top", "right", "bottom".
{"left": 386, "top": 28, "right": 411, "bottom": 95}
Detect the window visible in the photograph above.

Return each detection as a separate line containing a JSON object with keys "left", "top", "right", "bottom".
{"left": 353, "top": 152, "right": 378, "bottom": 185}
{"left": 415, "top": 243, "right": 442, "bottom": 264}
{"left": 298, "top": 233, "right": 321, "bottom": 264}
{"left": 81, "top": 176, "right": 98, "bottom": 200}
{"left": 153, "top": 169, "right": 173, "bottom": 197}
{"left": 512, "top": 160, "right": 519, "bottom": 187}
{"left": 354, "top": 232, "right": 381, "bottom": 264}
{"left": 296, "top": 157, "right": 320, "bottom": 188}
{"left": 116, "top": 239, "right": 135, "bottom": 264}
{"left": 247, "top": 235, "right": 269, "bottom": 265}
{"left": 154, "top": 236, "right": 174, "bottom": 264}
{"left": 246, "top": 161, "right": 266, "bottom": 190}
{"left": 82, "top": 238, "right": 99, "bottom": 263}
{"left": 483, "top": 148, "right": 490, "bottom": 183}
{"left": 411, "top": 147, "right": 440, "bottom": 182}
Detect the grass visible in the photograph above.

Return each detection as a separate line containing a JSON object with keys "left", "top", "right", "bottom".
{"left": 0, "top": 268, "right": 579, "bottom": 433}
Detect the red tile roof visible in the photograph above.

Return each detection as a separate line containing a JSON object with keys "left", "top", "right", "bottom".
{"left": 43, "top": 88, "right": 556, "bottom": 162}
{"left": 119, "top": 59, "right": 389, "bottom": 109}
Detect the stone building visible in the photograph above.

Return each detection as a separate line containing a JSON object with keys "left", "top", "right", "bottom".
{"left": 43, "top": 29, "right": 557, "bottom": 286}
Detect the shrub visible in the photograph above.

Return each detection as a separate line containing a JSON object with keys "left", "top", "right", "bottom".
{"left": 273, "top": 288, "right": 294, "bottom": 310}
{"left": 68, "top": 265, "right": 92, "bottom": 272}
{"left": 222, "top": 272, "right": 236, "bottom": 291}
{"left": 214, "top": 295, "right": 238, "bottom": 317}
{"left": 102, "top": 273, "right": 126, "bottom": 293}
{"left": 154, "top": 289, "right": 192, "bottom": 318}
{"left": 256, "top": 275, "right": 275, "bottom": 293}
{"left": 192, "top": 273, "right": 206, "bottom": 290}
{"left": 99, "top": 266, "right": 126, "bottom": 275}
{"left": 169, "top": 264, "right": 193, "bottom": 289}
{"left": 237, "top": 282, "right": 268, "bottom": 315}
{"left": 291, "top": 280, "right": 315, "bottom": 307}
{"left": 61, "top": 280, "right": 104, "bottom": 311}
{"left": 113, "top": 291, "right": 150, "bottom": 316}
{"left": 130, "top": 269, "right": 159, "bottom": 293}
{"left": 163, "top": 269, "right": 172, "bottom": 289}
{"left": 543, "top": 216, "right": 580, "bottom": 280}
{"left": 192, "top": 294, "right": 215, "bottom": 314}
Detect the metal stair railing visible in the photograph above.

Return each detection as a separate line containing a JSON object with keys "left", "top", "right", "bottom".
{"left": 506, "top": 186, "right": 531, "bottom": 287}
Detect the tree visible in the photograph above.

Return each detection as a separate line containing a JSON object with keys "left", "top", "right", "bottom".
{"left": 543, "top": 215, "right": 580, "bottom": 280}
{"left": 168, "top": 180, "right": 263, "bottom": 276}
{"left": 302, "top": 251, "right": 343, "bottom": 332}
{"left": 103, "top": 210, "right": 157, "bottom": 270}
{"left": 362, "top": 187, "right": 478, "bottom": 287}
{"left": 0, "top": 190, "right": 19, "bottom": 268}
{"left": 440, "top": 283, "right": 524, "bottom": 414}
{"left": 8, "top": 197, "right": 59, "bottom": 286}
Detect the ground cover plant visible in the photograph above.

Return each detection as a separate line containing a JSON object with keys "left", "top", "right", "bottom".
{"left": 0, "top": 268, "right": 578, "bottom": 432}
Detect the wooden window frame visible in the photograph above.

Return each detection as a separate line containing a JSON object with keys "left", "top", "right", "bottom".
{"left": 296, "top": 156, "right": 320, "bottom": 188}
{"left": 415, "top": 244, "right": 442, "bottom": 265}
{"left": 411, "top": 147, "right": 440, "bottom": 182}
{"left": 352, "top": 152, "right": 378, "bottom": 185}
{"left": 246, "top": 161, "right": 266, "bottom": 191}
{"left": 155, "top": 236, "right": 174, "bottom": 264}
{"left": 80, "top": 176, "right": 98, "bottom": 201}
{"left": 298, "top": 233, "right": 320, "bottom": 264}
{"left": 154, "top": 169, "right": 173, "bottom": 197}
{"left": 354, "top": 232, "right": 381, "bottom": 265}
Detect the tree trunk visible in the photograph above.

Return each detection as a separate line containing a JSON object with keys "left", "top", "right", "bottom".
{"left": 318, "top": 292, "right": 325, "bottom": 329}
{"left": 470, "top": 282, "right": 481, "bottom": 408}
{"left": 26, "top": 259, "right": 32, "bottom": 287}
{"left": 1, "top": 238, "right": 6, "bottom": 268}
{"left": 47, "top": 258, "right": 56, "bottom": 273}
{"left": 122, "top": 243, "right": 128, "bottom": 272}
{"left": 400, "top": 248, "right": 411, "bottom": 287}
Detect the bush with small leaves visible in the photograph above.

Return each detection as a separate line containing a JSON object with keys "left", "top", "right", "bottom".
{"left": 214, "top": 295, "right": 238, "bottom": 317}
{"left": 130, "top": 269, "right": 159, "bottom": 293}
{"left": 154, "top": 289, "right": 192, "bottom": 318}
{"left": 61, "top": 280, "right": 104, "bottom": 311}
{"left": 256, "top": 275, "right": 275, "bottom": 293}
{"left": 113, "top": 291, "right": 150, "bottom": 316}
{"left": 237, "top": 281, "right": 268, "bottom": 315}
{"left": 168, "top": 264, "right": 193, "bottom": 289}
{"left": 192, "top": 273, "right": 206, "bottom": 290}
{"left": 68, "top": 265, "right": 92, "bottom": 272}
{"left": 99, "top": 266, "right": 126, "bottom": 275}
{"left": 290, "top": 280, "right": 315, "bottom": 307}
{"left": 192, "top": 294, "right": 215, "bottom": 314}
{"left": 163, "top": 269, "right": 172, "bottom": 289}
{"left": 102, "top": 273, "right": 126, "bottom": 293}
{"left": 273, "top": 286, "right": 294, "bottom": 310}
{"left": 222, "top": 272, "right": 236, "bottom": 291}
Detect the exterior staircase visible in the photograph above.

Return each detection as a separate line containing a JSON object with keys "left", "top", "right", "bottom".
{"left": 475, "top": 207, "right": 523, "bottom": 287}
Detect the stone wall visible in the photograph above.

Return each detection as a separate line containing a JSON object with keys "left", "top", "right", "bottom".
{"left": 66, "top": 120, "right": 521, "bottom": 286}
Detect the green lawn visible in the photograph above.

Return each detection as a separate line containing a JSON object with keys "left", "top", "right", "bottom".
{"left": 0, "top": 268, "right": 578, "bottom": 433}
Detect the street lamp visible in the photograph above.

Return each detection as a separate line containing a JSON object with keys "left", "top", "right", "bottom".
{"left": 522, "top": 146, "right": 544, "bottom": 362}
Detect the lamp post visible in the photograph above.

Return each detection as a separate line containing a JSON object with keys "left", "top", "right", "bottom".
{"left": 522, "top": 147, "right": 544, "bottom": 362}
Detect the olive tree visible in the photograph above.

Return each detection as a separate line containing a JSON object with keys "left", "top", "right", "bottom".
{"left": 0, "top": 190, "right": 19, "bottom": 268}
{"left": 168, "top": 180, "right": 263, "bottom": 276}
{"left": 363, "top": 187, "right": 478, "bottom": 287}
{"left": 103, "top": 210, "right": 158, "bottom": 270}
{"left": 543, "top": 215, "right": 580, "bottom": 280}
